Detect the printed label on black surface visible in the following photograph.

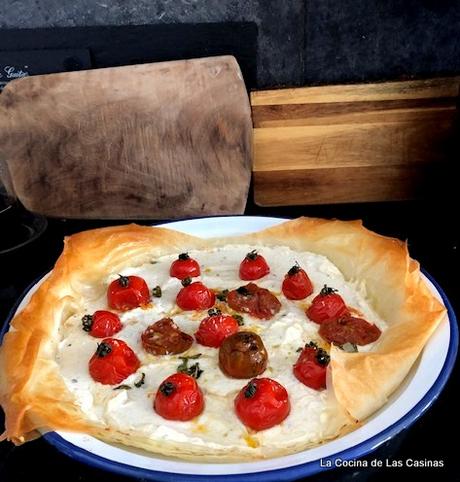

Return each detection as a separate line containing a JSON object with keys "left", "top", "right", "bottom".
{"left": 0, "top": 48, "right": 91, "bottom": 91}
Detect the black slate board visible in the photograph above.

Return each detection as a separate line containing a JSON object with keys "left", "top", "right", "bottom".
{"left": 0, "top": 23, "right": 258, "bottom": 89}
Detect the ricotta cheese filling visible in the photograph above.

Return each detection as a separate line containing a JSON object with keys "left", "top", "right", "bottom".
{"left": 56, "top": 245, "right": 387, "bottom": 451}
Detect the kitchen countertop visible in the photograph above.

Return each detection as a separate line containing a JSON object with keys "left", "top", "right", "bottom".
{"left": 0, "top": 199, "right": 458, "bottom": 481}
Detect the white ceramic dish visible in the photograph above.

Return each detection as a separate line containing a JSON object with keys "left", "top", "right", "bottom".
{"left": 3, "top": 216, "right": 457, "bottom": 481}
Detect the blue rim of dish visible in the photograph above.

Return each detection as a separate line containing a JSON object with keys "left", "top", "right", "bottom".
{"left": 1, "top": 270, "right": 458, "bottom": 481}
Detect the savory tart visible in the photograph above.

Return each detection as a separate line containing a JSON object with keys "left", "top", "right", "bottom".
{"left": 0, "top": 218, "right": 446, "bottom": 460}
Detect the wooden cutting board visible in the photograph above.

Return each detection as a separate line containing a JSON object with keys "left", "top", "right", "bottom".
{"left": 252, "top": 77, "right": 459, "bottom": 205}
{"left": 0, "top": 56, "right": 252, "bottom": 219}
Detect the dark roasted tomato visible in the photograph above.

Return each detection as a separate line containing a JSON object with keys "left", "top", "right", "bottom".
{"left": 195, "top": 308, "right": 239, "bottom": 348}
{"left": 282, "top": 265, "right": 313, "bottom": 300}
{"left": 319, "top": 315, "right": 382, "bottom": 346}
{"left": 176, "top": 279, "right": 215, "bottom": 311}
{"left": 239, "top": 250, "right": 270, "bottom": 281}
{"left": 234, "top": 378, "right": 290, "bottom": 431}
{"left": 141, "top": 318, "right": 193, "bottom": 355}
{"left": 107, "top": 274, "right": 150, "bottom": 311}
{"left": 219, "top": 331, "right": 268, "bottom": 378}
{"left": 170, "top": 253, "right": 201, "bottom": 280}
{"left": 293, "top": 342, "right": 330, "bottom": 390}
{"left": 154, "top": 373, "right": 204, "bottom": 421}
{"left": 89, "top": 338, "right": 140, "bottom": 385}
{"left": 227, "top": 283, "right": 281, "bottom": 320}
{"left": 82, "top": 310, "right": 122, "bottom": 338}
{"left": 306, "top": 285, "right": 349, "bottom": 324}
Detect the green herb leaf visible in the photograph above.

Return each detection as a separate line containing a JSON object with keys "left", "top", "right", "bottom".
{"left": 177, "top": 359, "right": 187, "bottom": 373}
{"left": 113, "top": 384, "right": 131, "bottom": 390}
{"left": 233, "top": 314, "right": 244, "bottom": 326}
{"left": 187, "top": 362, "right": 203, "bottom": 379}
{"left": 216, "top": 289, "right": 229, "bottom": 302}
{"left": 183, "top": 353, "right": 202, "bottom": 360}
{"left": 134, "top": 372, "right": 146, "bottom": 388}
{"left": 177, "top": 354, "right": 203, "bottom": 379}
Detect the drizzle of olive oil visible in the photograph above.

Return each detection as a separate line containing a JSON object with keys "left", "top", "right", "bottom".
{"left": 244, "top": 433, "right": 260, "bottom": 448}
{"left": 192, "top": 423, "right": 207, "bottom": 434}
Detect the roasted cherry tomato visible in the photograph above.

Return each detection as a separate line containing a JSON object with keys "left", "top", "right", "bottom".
{"left": 89, "top": 338, "right": 140, "bottom": 385}
{"left": 170, "top": 253, "right": 201, "bottom": 280}
{"left": 282, "top": 264, "right": 314, "bottom": 300}
{"left": 239, "top": 250, "right": 270, "bottom": 281}
{"left": 141, "top": 317, "right": 193, "bottom": 355}
{"left": 219, "top": 331, "right": 268, "bottom": 378}
{"left": 195, "top": 308, "right": 239, "bottom": 348}
{"left": 107, "top": 274, "right": 150, "bottom": 311}
{"left": 227, "top": 283, "right": 281, "bottom": 320}
{"left": 82, "top": 310, "right": 122, "bottom": 338}
{"left": 234, "top": 378, "right": 290, "bottom": 431}
{"left": 306, "top": 285, "right": 349, "bottom": 324}
{"left": 319, "top": 315, "right": 382, "bottom": 346}
{"left": 176, "top": 278, "right": 215, "bottom": 311}
{"left": 293, "top": 341, "right": 330, "bottom": 390}
{"left": 154, "top": 373, "right": 204, "bottom": 421}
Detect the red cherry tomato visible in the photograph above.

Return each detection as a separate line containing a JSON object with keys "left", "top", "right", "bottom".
{"left": 234, "top": 378, "right": 290, "bottom": 431}
{"left": 89, "top": 338, "right": 140, "bottom": 385}
{"left": 239, "top": 250, "right": 270, "bottom": 281}
{"left": 282, "top": 265, "right": 313, "bottom": 300}
{"left": 107, "top": 275, "right": 150, "bottom": 311}
{"left": 319, "top": 315, "right": 382, "bottom": 346}
{"left": 306, "top": 285, "right": 349, "bottom": 324}
{"left": 82, "top": 310, "right": 122, "bottom": 338}
{"left": 195, "top": 308, "right": 239, "bottom": 348}
{"left": 176, "top": 279, "right": 215, "bottom": 311}
{"left": 293, "top": 342, "right": 330, "bottom": 390}
{"left": 170, "top": 253, "right": 201, "bottom": 280}
{"left": 154, "top": 373, "right": 204, "bottom": 421}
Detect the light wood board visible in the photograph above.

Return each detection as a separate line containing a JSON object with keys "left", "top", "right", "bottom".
{"left": 252, "top": 77, "right": 459, "bottom": 206}
{"left": 0, "top": 56, "right": 252, "bottom": 219}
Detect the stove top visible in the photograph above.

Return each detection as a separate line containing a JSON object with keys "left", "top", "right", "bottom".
{"left": 0, "top": 203, "right": 47, "bottom": 254}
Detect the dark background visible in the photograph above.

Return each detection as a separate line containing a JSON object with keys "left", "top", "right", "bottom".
{"left": 1, "top": 0, "right": 460, "bottom": 88}
{"left": 1, "top": 1, "right": 459, "bottom": 481}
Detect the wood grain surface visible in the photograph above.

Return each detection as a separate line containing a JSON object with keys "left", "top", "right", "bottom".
{"left": 0, "top": 56, "right": 252, "bottom": 219}
{"left": 252, "top": 77, "right": 459, "bottom": 206}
